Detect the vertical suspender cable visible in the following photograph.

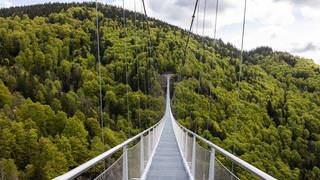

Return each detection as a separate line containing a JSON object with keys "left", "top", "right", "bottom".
{"left": 199, "top": 0, "right": 207, "bottom": 64}
{"left": 134, "top": 0, "right": 141, "bottom": 130}
{"left": 196, "top": 0, "right": 200, "bottom": 34}
{"left": 207, "top": 0, "right": 219, "bottom": 133}
{"left": 199, "top": 0, "right": 208, "bottom": 130}
{"left": 141, "top": 0, "right": 153, "bottom": 95}
{"left": 213, "top": 0, "right": 219, "bottom": 40}
{"left": 201, "top": 0, "right": 207, "bottom": 49}
{"left": 141, "top": 0, "right": 156, "bottom": 127}
{"left": 232, "top": 0, "right": 247, "bottom": 173}
{"left": 122, "top": 0, "right": 130, "bottom": 138}
{"left": 140, "top": 2, "right": 145, "bottom": 93}
{"left": 141, "top": 0, "right": 153, "bottom": 56}
{"left": 95, "top": 0, "right": 105, "bottom": 150}
{"left": 141, "top": 0, "right": 149, "bottom": 127}
{"left": 141, "top": 2, "right": 148, "bottom": 127}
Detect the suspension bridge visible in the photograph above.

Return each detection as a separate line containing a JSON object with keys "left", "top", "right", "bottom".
{"left": 54, "top": 76, "right": 275, "bottom": 180}
{"left": 54, "top": 0, "right": 277, "bottom": 179}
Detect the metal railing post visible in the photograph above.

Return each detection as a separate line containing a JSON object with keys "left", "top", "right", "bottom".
{"left": 153, "top": 127, "right": 158, "bottom": 144}
{"left": 178, "top": 127, "right": 180, "bottom": 143}
{"left": 140, "top": 135, "right": 144, "bottom": 176}
{"left": 152, "top": 128, "right": 156, "bottom": 148}
{"left": 191, "top": 135, "right": 196, "bottom": 176}
{"left": 148, "top": 130, "right": 151, "bottom": 157}
{"left": 123, "top": 145, "right": 128, "bottom": 180}
{"left": 181, "top": 129, "right": 184, "bottom": 151}
{"left": 185, "top": 131, "right": 188, "bottom": 157}
{"left": 155, "top": 126, "right": 157, "bottom": 141}
{"left": 208, "top": 147, "right": 215, "bottom": 180}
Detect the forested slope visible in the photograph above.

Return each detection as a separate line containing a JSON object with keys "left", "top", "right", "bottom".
{"left": 0, "top": 3, "right": 319, "bottom": 180}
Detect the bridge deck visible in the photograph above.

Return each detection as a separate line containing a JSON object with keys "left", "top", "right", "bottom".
{"left": 146, "top": 118, "right": 188, "bottom": 180}
{"left": 146, "top": 76, "right": 189, "bottom": 180}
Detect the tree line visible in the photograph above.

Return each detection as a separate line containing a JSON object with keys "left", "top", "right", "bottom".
{"left": 0, "top": 2, "right": 319, "bottom": 180}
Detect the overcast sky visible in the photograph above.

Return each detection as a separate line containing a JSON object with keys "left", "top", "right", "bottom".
{"left": 1, "top": 0, "right": 319, "bottom": 64}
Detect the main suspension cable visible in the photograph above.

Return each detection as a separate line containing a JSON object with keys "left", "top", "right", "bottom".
{"left": 95, "top": 0, "right": 105, "bottom": 150}
{"left": 182, "top": 0, "right": 199, "bottom": 68}
{"left": 232, "top": 0, "right": 247, "bottom": 173}
{"left": 174, "top": 0, "right": 199, "bottom": 128}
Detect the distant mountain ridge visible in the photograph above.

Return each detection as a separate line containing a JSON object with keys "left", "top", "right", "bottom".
{"left": 0, "top": 3, "right": 319, "bottom": 180}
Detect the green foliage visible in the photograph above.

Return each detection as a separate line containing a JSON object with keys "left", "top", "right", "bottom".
{"left": 0, "top": 80, "right": 12, "bottom": 107}
{"left": 0, "top": 2, "right": 319, "bottom": 180}
{"left": 0, "top": 3, "right": 164, "bottom": 179}
{"left": 0, "top": 158, "right": 19, "bottom": 180}
{"left": 172, "top": 46, "right": 320, "bottom": 179}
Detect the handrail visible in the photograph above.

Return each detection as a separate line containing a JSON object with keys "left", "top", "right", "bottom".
{"left": 53, "top": 118, "right": 163, "bottom": 180}
{"left": 174, "top": 121, "right": 276, "bottom": 180}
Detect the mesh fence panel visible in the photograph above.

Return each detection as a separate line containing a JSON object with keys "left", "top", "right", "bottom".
{"left": 152, "top": 129, "right": 156, "bottom": 149}
{"left": 180, "top": 131, "right": 184, "bottom": 153}
{"left": 179, "top": 131, "right": 182, "bottom": 146}
{"left": 94, "top": 155, "right": 123, "bottom": 180}
{"left": 56, "top": 117, "right": 170, "bottom": 180}
{"left": 214, "top": 158, "right": 240, "bottom": 180}
{"left": 150, "top": 130, "right": 154, "bottom": 150}
{"left": 185, "top": 134, "right": 193, "bottom": 169}
{"left": 143, "top": 134, "right": 149, "bottom": 165}
{"left": 172, "top": 122, "right": 180, "bottom": 144}
{"left": 128, "top": 141, "right": 141, "bottom": 179}
{"left": 172, "top": 121, "right": 272, "bottom": 180}
{"left": 173, "top": 124, "right": 178, "bottom": 141}
{"left": 172, "top": 122, "right": 242, "bottom": 180}
{"left": 155, "top": 125, "right": 162, "bottom": 144}
{"left": 195, "top": 143, "right": 210, "bottom": 180}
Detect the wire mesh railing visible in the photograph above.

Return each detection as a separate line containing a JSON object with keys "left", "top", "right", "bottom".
{"left": 172, "top": 119, "right": 276, "bottom": 180}
{"left": 94, "top": 154, "right": 123, "bottom": 180}
{"left": 54, "top": 118, "right": 165, "bottom": 180}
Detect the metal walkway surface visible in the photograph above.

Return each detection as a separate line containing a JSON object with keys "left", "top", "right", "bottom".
{"left": 146, "top": 109, "right": 189, "bottom": 180}
{"left": 146, "top": 75, "right": 189, "bottom": 180}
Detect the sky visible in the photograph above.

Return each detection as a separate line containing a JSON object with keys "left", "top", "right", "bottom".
{"left": 0, "top": 0, "right": 319, "bottom": 64}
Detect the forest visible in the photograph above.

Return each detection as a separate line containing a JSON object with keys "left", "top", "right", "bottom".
{"left": 0, "top": 2, "right": 319, "bottom": 180}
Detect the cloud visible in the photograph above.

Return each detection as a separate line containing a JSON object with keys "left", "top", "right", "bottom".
{"left": 0, "top": 0, "right": 12, "bottom": 8}
{"left": 247, "top": 0, "right": 295, "bottom": 26}
{"left": 274, "top": 0, "right": 320, "bottom": 7}
{"left": 0, "top": 0, "right": 90, "bottom": 8}
{"left": 300, "top": 6, "right": 320, "bottom": 19}
{"left": 291, "top": 42, "right": 320, "bottom": 53}
{"left": 174, "top": 0, "right": 233, "bottom": 13}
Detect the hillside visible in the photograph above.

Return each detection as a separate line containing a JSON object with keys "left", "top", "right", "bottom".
{"left": 0, "top": 3, "right": 319, "bottom": 180}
